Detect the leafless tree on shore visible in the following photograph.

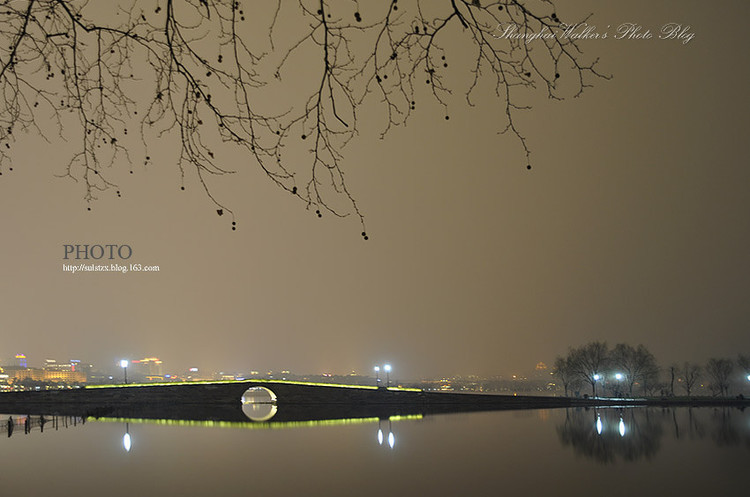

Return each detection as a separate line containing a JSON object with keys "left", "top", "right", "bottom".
{"left": 680, "top": 362, "right": 701, "bottom": 397}
{"left": 705, "top": 358, "right": 733, "bottom": 397}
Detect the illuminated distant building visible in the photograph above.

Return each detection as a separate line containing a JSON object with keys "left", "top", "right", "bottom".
{"left": 130, "top": 357, "right": 164, "bottom": 379}
{"left": 0, "top": 366, "right": 9, "bottom": 390}
{"left": 44, "top": 359, "right": 70, "bottom": 371}
{"left": 42, "top": 359, "right": 93, "bottom": 379}
{"left": 15, "top": 354, "right": 27, "bottom": 368}
{"left": 69, "top": 360, "right": 93, "bottom": 376}
{"left": 8, "top": 368, "right": 86, "bottom": 384}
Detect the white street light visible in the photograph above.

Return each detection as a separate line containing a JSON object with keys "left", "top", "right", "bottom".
{"left": 384, "top": 364, "right": 392, "bottom": 388}
{"left": 374, "top": 366, "right": 380, "bottom": 387}
{"left": 615, "top": 373, "right": 623, "bottom": 381}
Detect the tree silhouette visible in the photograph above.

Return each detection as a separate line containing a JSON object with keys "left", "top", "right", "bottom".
{"left": 738, "top": 354, "right": 750, "bottom": 377}
{"left": 705, "top": 358, "right": 733, "bottom": 397}
{"left": 568, "top": 341, "right": 609, "bottom": 397}
{"left": 610, "top": 343, "right": 658, "bottom": 397}
{"left": 0, "top": 0, "right": 607, "bottom": 232}
{"left": 553, "top": 354, "right": 578, "bottom": 397}
{"left": 680, "top": 362, "right": 701, "bottom": 397}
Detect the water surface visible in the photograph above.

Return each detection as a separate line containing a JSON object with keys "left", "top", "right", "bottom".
{"left": 1, "top": 407, "right": 747, "bottom": 496}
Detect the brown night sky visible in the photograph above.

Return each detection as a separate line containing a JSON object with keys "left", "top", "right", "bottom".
{"left": 0, "top": 0, "right": 748, "bottom": 379}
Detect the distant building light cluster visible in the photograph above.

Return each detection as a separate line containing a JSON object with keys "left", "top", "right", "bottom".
{"left": 15, "top": 354, "right": 27, "bottom": 368}
{"left": 0, "top": 355, "right": 90, "bottom": 389}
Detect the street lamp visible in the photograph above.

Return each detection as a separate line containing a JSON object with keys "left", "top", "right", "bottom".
{"left": 374, "top": 366, "right": 380, "bottom": 387}
{"left": 120, "top": 359, "right": 129, "bottom": 384}
{"left": 384, "top": 364, "right": 392, "bottom": 388}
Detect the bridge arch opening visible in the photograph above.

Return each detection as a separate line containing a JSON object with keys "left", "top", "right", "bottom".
{"left": 241, "top": 386, "right": 278, "bottom": 422}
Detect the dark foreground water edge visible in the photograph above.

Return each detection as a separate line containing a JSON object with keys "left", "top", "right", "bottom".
{"left": 0, "top": 406, "right": 747, "bottom": 497}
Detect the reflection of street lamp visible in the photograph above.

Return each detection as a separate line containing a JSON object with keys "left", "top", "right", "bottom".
{"left": 387, "top": 419, "right": 395, "bottom": 449}
{"left": 374, "top": 366, "right": 380, "bottom": 387}
{"left": 747, "top": 374, "right": 750, "bottom": 382}
{"left": 596, "top": 414, "right": 603, "bottom": 435}
{"left": 618, "top": 416, "right": 626, "bottom": 437}
{"left": 592, "top": 373, "right": 600, "bottom": 397}
{"left": 120, "top": 360, "right": 129, "bottom": 384}
{"left": 123, "top": 423, "right": 131, "bottom": 452}
{"left": 384, "top": 364, "right": 391, "bottom": 388}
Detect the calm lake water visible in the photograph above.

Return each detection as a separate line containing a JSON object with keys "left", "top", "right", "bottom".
{"left": 1, "top": 407, "right": 747, "bottom": 496}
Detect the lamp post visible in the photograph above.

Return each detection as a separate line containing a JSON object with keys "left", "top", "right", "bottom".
{"left": 120, "top": 359, "right": 129, "bottom": 384}
{"left": 592, "top": 373, "right": 600, "bottom": 398}
{"left": 384, "top": 364, "right": 391, "bottom": 388}
{"left": 615, "top": 373, "right": 624, "bottom": 397}
{"left": 374, "top": 366, "right": 380, "bottom": 387}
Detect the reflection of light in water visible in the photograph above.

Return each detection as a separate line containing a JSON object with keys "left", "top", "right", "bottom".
{"left": 377, "top": 428, "right": 383, "bottom": 445}
{"left": 241, "top": 401, "right": 278, "bottom": 422}
{"left": 388, "top": 431, "right": 395, "bottom": 449}
{"left": 241, "top": 386, "right": 278, "bottom": 422}
{"left": 619, "top": 417, "right": 626, "bottom": 437}
{"left": 123, "top": 433, "right": 131, "bottom": 452}
{"left": 596, "top": 416, "right": 603, "bottom": 435}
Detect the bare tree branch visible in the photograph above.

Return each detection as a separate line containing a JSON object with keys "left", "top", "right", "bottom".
{"left": 0, "top": 0, "right": 608, "bottom": 234}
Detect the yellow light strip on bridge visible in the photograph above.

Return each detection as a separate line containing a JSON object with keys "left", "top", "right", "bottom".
{"left": 86, "top": 379, "right": 421, "bottom": 392}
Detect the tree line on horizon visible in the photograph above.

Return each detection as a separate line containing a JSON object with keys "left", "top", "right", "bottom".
{"left": 553, "top": 342, "right": 750, "bottom": 398}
